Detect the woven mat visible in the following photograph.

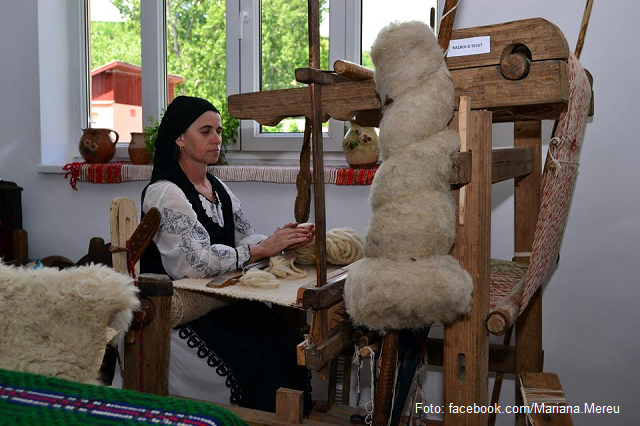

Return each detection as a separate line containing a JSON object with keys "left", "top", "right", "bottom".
{"left": 63, "top": 163, "right": 378, "bottom": 190}
{"left": 0, "top": 368, "right": 245, "bottom": 426}
{"left": 174, "top": 264, "right": 350, "bottom": 308}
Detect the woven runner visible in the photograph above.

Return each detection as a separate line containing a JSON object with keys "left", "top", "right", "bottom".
{"left": 63, "top": 163, "right": 378, "bottom": 190}
{"left": 174, "top": 264, "right": 350, "bottom": 309}
{"left": 0, "top": 368, "right": 245, "bottom": 425}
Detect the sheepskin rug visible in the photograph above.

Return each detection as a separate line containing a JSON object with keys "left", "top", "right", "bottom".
{"left": 344, "top": 21, "right": 473, "bottom": 331}
{"left": 0, "top": 261, "right": 139, "bottom": 384}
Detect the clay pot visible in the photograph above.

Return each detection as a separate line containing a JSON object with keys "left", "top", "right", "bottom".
{"left": 79, "top": 128, "right": 119, "bottom": 164}
{"left": 129, "top": 132, "right": 150, "bottom": 165}
{"left": 342, "top": 120, "right": 379, "bottom": 169}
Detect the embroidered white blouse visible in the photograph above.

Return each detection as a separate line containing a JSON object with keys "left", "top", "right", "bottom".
{"left": 142, "top": 179, "right": 266, "bottom": 280}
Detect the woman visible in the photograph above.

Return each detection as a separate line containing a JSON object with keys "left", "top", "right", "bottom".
{"left": 141, "top": 96, "right": 314, "bottom": 413}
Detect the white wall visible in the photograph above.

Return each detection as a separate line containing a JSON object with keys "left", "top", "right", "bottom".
{"left": 0, "top": 1, "right": 638, "bottom": 425}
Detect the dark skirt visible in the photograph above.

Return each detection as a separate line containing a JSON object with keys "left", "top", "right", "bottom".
{"left": 177, "top": 300, "right": 311, "bottom": 413}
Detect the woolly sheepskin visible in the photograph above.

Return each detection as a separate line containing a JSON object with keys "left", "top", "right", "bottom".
{"left": 377, "top": 69, "right": 455, "bottom": 159}
{"left": 344, "top": 257, "right": 472, "bottom": 331}
{"left": 371, "top": 21, "right": 448, "bottom": 102}
{"left": 0, "top": 262, "right": 139, "bottom": 384}
{"left": 369, "top": 129, "right": 460, "bottom": 209}
{"left": 364, "top": 190, "right": 456, "bottom": 259}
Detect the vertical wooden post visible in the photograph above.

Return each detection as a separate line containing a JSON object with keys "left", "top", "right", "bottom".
{"left": 513, "top": 121, "right": 543, "bottom": 425}
{"left": 123, "top": 275, "right": 173, "bottom": 395}
{"left": 308, "top": 0, "right": 329, "bottom": 350}
{"left": 373, "top": 330, "right": 399, "bottom": 426}
{"left": 444, "top": 110, "right": 492, "bottom": 426}
{"left": 276, "top": 388, "right": 304, "bottom": 424}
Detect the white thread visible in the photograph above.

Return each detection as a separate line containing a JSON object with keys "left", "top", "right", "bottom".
{"left": 514, "top": 252, "right": 532, "bottom": 258}
{"left": 548, "top": 135, "right": 580, "bottom": 172}
{"left": 364, "top": 347, "right": 377, "bottom": 425}
{"left": 237, "top": 268, "right": 280, "bottom": 288}
{"left": 519, "top": 377, "right": 568, "bottom": 425}
{"left": 266, "top": 254, "right": 307, "bottom": 279}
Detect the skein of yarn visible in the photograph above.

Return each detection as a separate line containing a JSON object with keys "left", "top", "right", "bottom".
{"left": 291, "top": 227, "right": 364, "bottom": 266}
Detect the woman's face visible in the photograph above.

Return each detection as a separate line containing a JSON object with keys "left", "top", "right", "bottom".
{"left": 178, "top": 110, "right": 223, "bottom": 165}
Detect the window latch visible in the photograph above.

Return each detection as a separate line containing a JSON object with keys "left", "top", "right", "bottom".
{"left": 238, "top": 11, "right": 249, "bottom": 40}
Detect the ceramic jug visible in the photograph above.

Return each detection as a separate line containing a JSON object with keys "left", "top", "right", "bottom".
{"left": 79, "top": 128, "right": 119, "bottom": 164}
{"left": 128, "top": 132, "right": 150, "bottom": 165}
{"left": 342, "top": 120, "right": 379, "bottom": 169}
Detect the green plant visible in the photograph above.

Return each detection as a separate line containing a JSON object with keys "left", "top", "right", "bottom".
{"left": 217, "top": 99, "right": 239, "bottom": 165}
{"left": 144, "top": 114, "right": 161, "bottom": 162}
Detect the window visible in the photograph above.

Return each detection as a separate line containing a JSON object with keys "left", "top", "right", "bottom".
{"left": 36, "top": 0, "right": 438, "bottom": 166}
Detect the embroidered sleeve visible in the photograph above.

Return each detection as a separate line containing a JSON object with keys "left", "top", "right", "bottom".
{"left": 143, "top": 181, "right": 248, "bottom": 279}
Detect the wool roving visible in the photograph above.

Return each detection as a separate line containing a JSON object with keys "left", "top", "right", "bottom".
{"left": 377, "top": 70, "right": 455, "bottom": 159}
{"left": 364, "top": 190, "right": 456, "bottom": 259}
{"left": 369, "top": 128, "right": 460, "bottom": 209}
{"left": 0, "top": 262, "right": 139, "bottom": 384}
{"left": 371, "top": 21, "right": 447, "bottom": 102}
{"left": 344, "top": 21, "right": 472, "bottom": 331}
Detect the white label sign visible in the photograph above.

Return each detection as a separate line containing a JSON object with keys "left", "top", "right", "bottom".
{"left": 447, "top": 36, "right": 491, "bottom": 57}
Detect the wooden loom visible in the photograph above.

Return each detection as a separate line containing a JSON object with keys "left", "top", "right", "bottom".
{"left": 109, "top": 2, "right": 594, "bottom": 425}
{"left": 225, "top": 2, "right": 594, "bottom": 425}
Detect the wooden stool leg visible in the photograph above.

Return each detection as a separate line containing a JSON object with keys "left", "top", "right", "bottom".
{"left": 444, "top": 110, "right": 492, "bottom": 426}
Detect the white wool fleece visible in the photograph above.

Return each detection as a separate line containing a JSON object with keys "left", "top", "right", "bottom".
{"left": 0, "top": 262, "right": 139, "bottom": 384}
{"left": 371, "top": 20, "right": 446, "bottom": 101}
{"left": 370, "top": 128, "right": 460, "bottom": 209}
{"left": 364, "top": 190, "right": 456, "bottom": 259}
{"left": 344, "top": 256, "right": 473, "bottom": 331}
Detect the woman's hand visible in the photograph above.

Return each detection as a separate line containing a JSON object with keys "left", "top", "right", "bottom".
{"left": 248, "top": 223, "right": 315, "bottom": 262}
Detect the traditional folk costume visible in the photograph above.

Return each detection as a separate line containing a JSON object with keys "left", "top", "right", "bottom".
{"left": 135, "top": 96, "right": 310, "bottom": 413}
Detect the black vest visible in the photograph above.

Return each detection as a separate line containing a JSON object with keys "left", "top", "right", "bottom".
{"left": 141, "top": 170, "right": 235, "bottom": 277}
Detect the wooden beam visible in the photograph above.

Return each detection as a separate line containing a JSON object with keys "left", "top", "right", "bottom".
{"left": 424, "top": 338, "right": 516, "bottom": 374}
{"left": 513, "top": 120, "right": 543, "bottom": 425}
{"left": 445, "top": 110, "right": 492, "bottom": 425}
{"left": 446, "top": 18, "right": 570, "bottom": 70}
{"left": 438, "top": 0, "right": 459, "bottom": 52}
{"left": 295, "top": 68, "right": 350, "bottom": 85}
{"left": 302, "top": 322, "right": 353, "bottom": 371}
{"left": 333, "top": 60, "right": 373, "bottom": 80}
{"left": 298, "top": 273, "right": 347, "bottom": 309}
{"left": 373, "top": 331, "right": 399, "bottom": 426}
{"left": 229, "top": 61, "right": 568, "bottom": 127}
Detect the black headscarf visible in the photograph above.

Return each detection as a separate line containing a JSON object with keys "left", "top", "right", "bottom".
{"left": 150, "top": 95, "right": 220, "bottom": 183}
{"left": 141, "top": 96, "right": 236, "bottom": 276}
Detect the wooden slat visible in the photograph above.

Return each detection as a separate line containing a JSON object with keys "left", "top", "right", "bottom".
{"left": 12, "top": 229, "right": 28, "bottom": 265}
{"left": 452, "top": 60, "right": 569, "bottom": 121}
{"left": 298, "top": 273, "right": 347, "bottom": 309}
{"left": 446, "top": 18, "right": 570, "bottom": 70}
{"left": 372, "top": 331, "right": 399, "bottom": 426}
{"left": 295, "top": 68, "right": 350, "bottom": 85}
{"left": 109, "top": 197, "right": 139, "bottom": 275}
{"left": 491, "top": 147, "right": 534, "bottom": 184}
{"left": 444, "top": 110, "right": 492, "bottom": 426}
{"left": 229, "top": 61, "right": 568, "bottom": 127}
{"left": 123, "top": 274, "right": 173, "bottom": 395}
{"left": 520, "top": 373, "right": 574, "bottom": 425}
{"left": 302, "top": 322, "right": 353, "bottom": 370}
{"left": 513, "top": 120, "right": 543, "bottom": 425}
{"left": 276, "top": 388, "right": 304, "bottom": 424}
{"left": 438, "top": 0, "right": 459, "bottom": 52}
